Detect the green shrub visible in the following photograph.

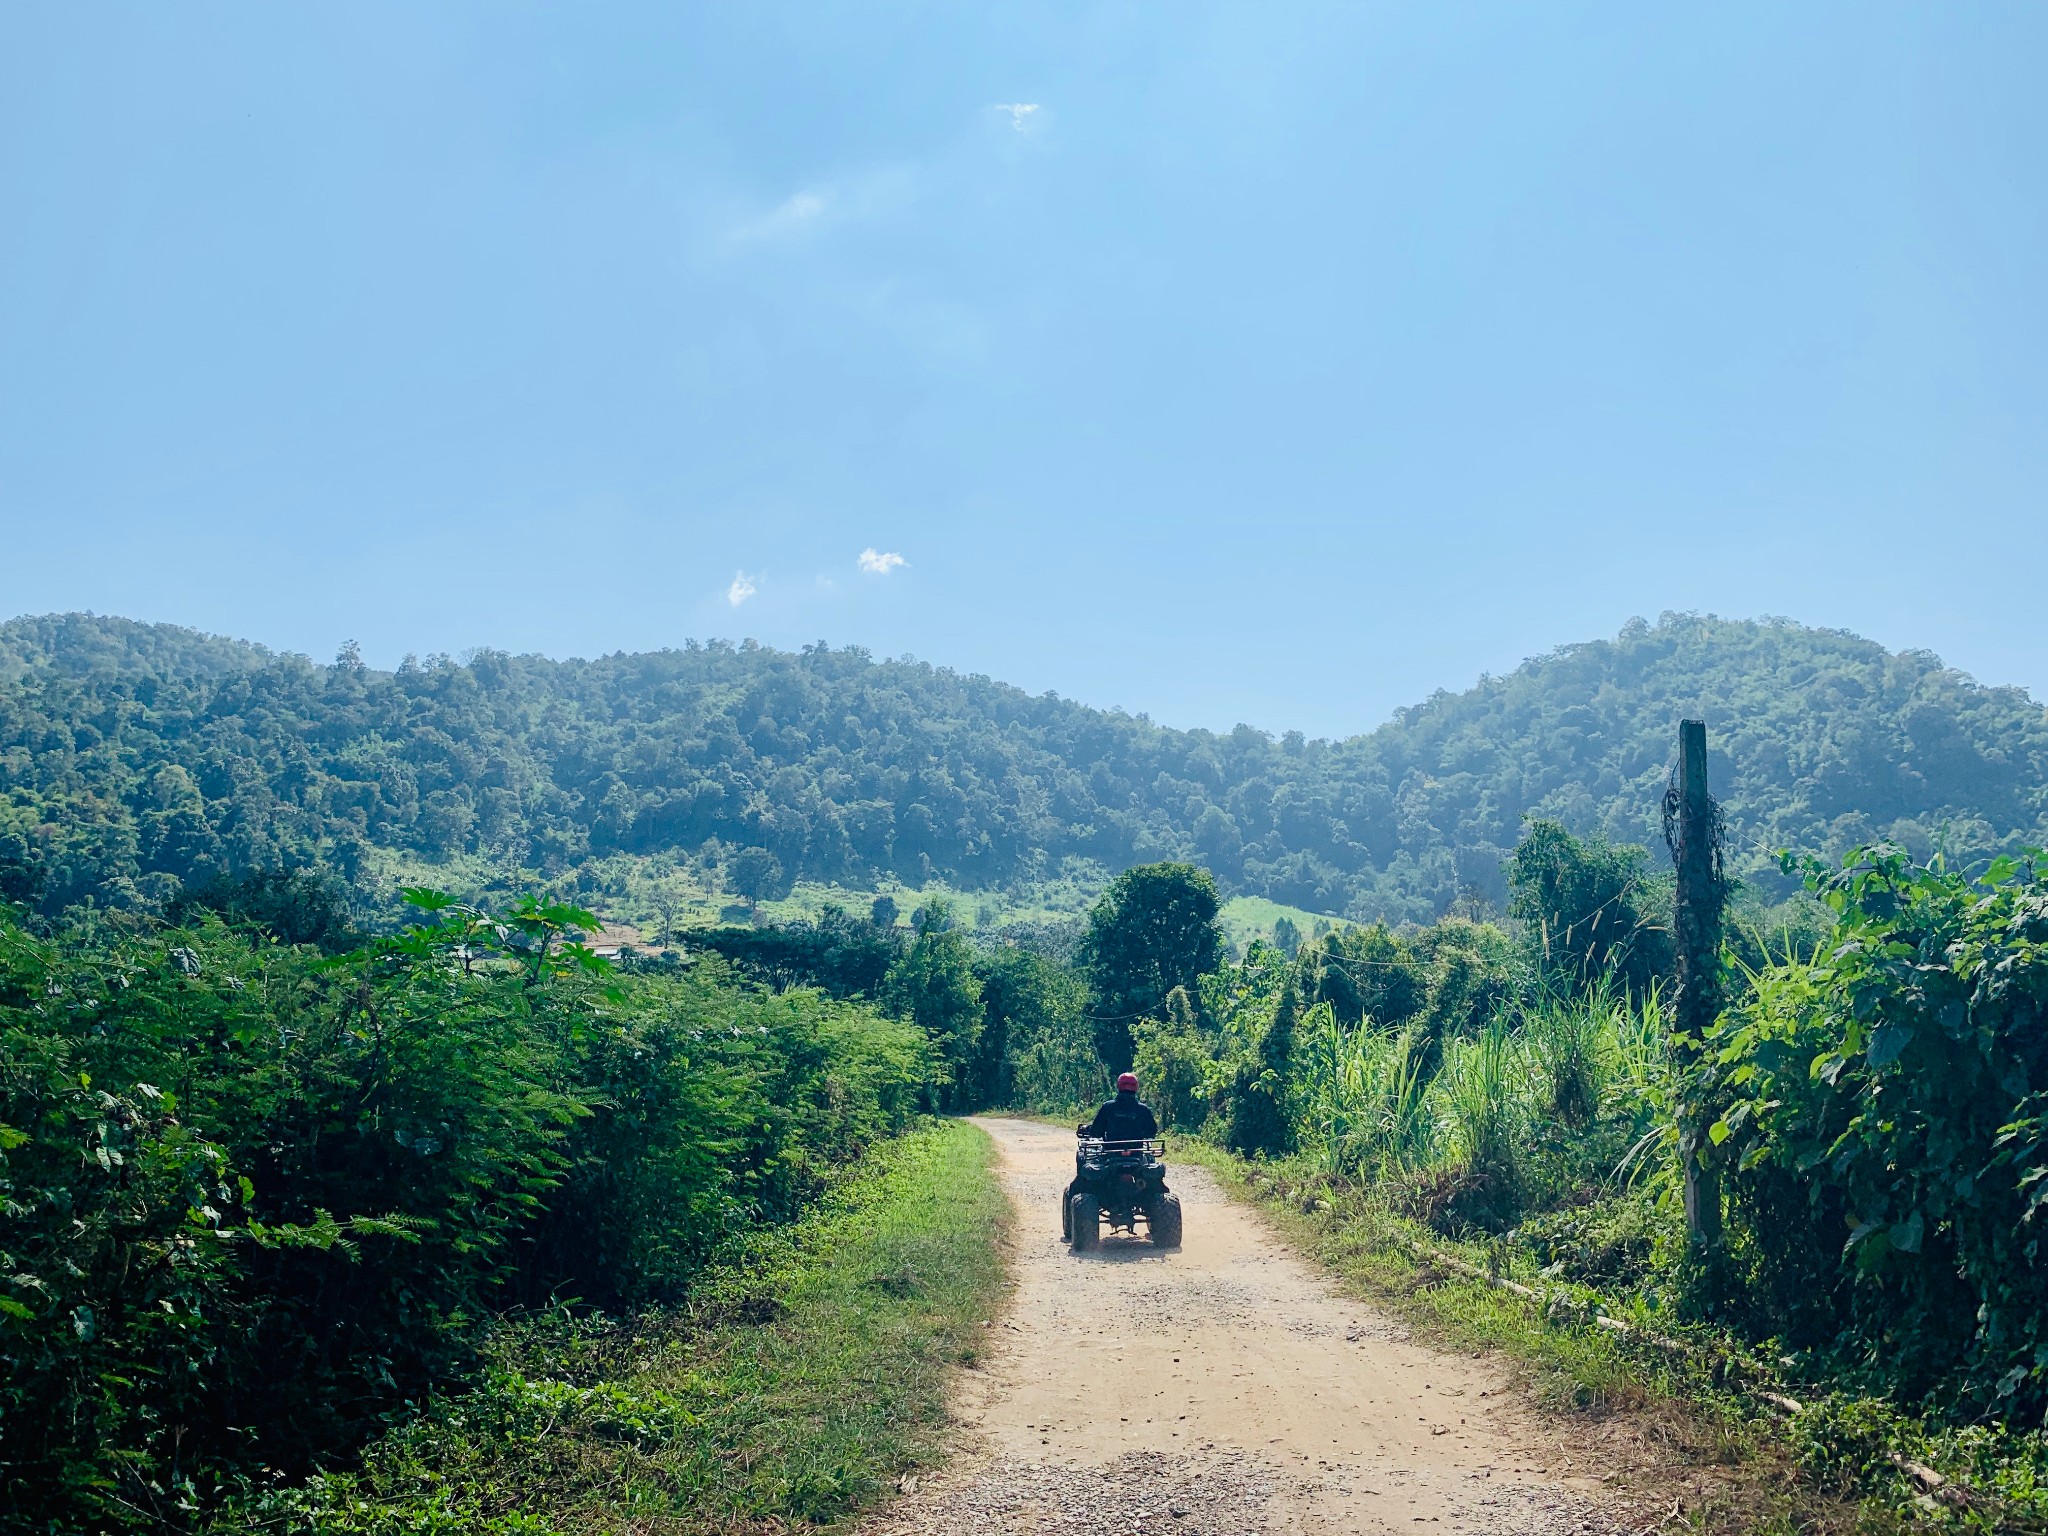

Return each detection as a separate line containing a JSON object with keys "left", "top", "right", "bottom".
{"left": 1132, "top": 1018, "right": 1211, "bottom": 1133}
{"left": 0, "top": 893, "right": 930, "bottom": 1533}
{"left": 996, "top": 949, "right": 1100, "bottom": 1115}
{"left": 1516, "top": 1191, "right": 1668, "bottom": 1291}
{"left": 1507, "top": 821, "right": 1672, "bottom": 999}
{"left": 1703, "top": 844, "right": 2048, "bottom": 1416}
{"left": 231, "top": 1121, "right": 1004, "bottom": 1536}
{"left": 1300, "top": 923, "right": 1426, "bottom": 1028}
{"left": 1212, "top": 979, "right": 1301, "bottom": 1157}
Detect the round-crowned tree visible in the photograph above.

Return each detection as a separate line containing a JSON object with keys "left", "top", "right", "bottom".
{"left": 725, "top": 846, "right": 786, "bottom": 910}
{"left": 1079, "top": 862, "right": 1223, "bottom": 1072}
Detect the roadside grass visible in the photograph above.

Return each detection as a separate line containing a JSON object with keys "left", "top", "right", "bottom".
{"left": 1171, "top": 1140, "right": 1902, "bottom": 1536}
{"left": 230, "top": 1120, "right": 1007, "bottom": 1536}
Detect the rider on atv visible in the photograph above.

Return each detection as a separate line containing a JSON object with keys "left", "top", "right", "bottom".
{"left": 1088, "top": 1072, "right": 1159, "bottom": 1140}
{"left": 1065, "top": 1072, "right": 1180, "bottom": 1249}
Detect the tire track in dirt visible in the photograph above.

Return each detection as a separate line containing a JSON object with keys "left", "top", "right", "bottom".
{"left": 863, "top": 1117, "right": 1628, "bottom": 1535}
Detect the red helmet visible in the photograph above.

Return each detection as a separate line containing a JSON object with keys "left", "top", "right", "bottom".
{"left": 1116, "top": 1072, "right": 1139, "bottom": 1092}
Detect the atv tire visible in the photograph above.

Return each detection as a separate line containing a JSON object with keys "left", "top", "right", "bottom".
{"left": 1150, "top": 1192, "right": 1183, "bottom": 1249}
{"left": 1069, "top": 1193, "right": 1099, "bottom": 1252}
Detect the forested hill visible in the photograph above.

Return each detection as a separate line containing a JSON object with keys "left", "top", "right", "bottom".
{"left": 3, "top": 610, "right": 2045, "bottom": 923}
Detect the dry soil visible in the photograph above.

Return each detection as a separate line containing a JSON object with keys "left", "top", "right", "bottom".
{"left": 861, "top": 1116, "right": 1633, "bottom": 1536}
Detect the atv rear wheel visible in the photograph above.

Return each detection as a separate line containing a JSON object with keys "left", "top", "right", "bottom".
{"left": 1069, "top": 1193, "right": 1099, "bottom": 1252}
{"left": 1149, "top": 1192, "right": 1183, "bottom": 1249}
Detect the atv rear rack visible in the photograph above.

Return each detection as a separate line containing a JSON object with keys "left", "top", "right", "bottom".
{"left": 1075, "top": 1136, "right": 1164, "bottom": 1153}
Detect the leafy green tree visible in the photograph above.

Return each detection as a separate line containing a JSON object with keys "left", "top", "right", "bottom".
{"left": 870, "top": 894, "right": 900, "bottom": 929}
{"left": 973, "top": 945, "right": 1086, "bottom": 1109}
{"left": 997, "top": 950, "right": 1101, "bottom": 1114}
{"left": 166, "top": 866, "right": 361, "bottom": 953}
{"left": 911, "top": 896, "right": 956, "bottom": 934}
{"left": 689, "top": 903, "right": 901, "bottom": 997}
{"left": 1411, "top": 918, "right": 1529, "bottom": 1041}
{"left": 725, "top": 846, "right": 786, "bottom": 910}
{"left": 1304, "top": 922, "right": 1425, "bottom": 1027}
{"left": 886, "top": 917, "right": 983, "bottom": 1110}
{"left": 1263, "top": 976, "right": 1301, "bottom": 1074}
{"left": 1507, "top": 820, "right": 1671, "bottom": 996}
{"left": 1164, "top": 983, "right": 1203, "bottom": 1037}
{"left": 1079, "top": 862, "right": 1223, "bottom": 1072}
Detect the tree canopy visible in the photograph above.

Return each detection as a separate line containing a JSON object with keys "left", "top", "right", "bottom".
{"left": 1079, "top": 862, "right": 1224, "bottom": 1070}
{"left": 4, "top": 610, "right": 2045, "bottom": 927}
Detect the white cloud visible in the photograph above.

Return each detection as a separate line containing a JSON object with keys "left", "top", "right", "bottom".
{"left": 857, "top": 548, "right": 906, "bottom": 575}
{"left": 992, "top": 102, "right": 1041, "bottom": 132}
{"left": 727, "top": 571, "right": 757, "bottom": 606}
{"left": 730, "top": 190, "right": 827, "bottom": 243}
{"left": 726, "top": 166, "right": 916, "bottom": 245}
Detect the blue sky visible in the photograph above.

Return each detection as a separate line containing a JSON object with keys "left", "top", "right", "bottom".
{"left": 2, "top": 3, "right": 2042, "bottom": 737}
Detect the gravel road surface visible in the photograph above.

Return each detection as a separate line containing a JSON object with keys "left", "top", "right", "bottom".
{"left": 861, "top": 1117, "right": 1628, "bottom": 1536}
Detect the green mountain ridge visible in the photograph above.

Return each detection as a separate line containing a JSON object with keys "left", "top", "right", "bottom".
{"left": 2, "top": 610, "right": 2044, "bottom": 924}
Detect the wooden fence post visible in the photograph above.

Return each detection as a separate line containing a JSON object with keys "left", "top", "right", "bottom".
{"left": 1672, "top": 718, "right": 1723, "bottom": 1253}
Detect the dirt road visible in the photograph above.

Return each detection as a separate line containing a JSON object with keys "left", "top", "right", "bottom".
{"left": 864, "top": 1117, "right": 1624, "bottom": 1536}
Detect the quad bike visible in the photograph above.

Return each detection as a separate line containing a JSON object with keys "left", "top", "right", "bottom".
{"left": 1063, "top": 1134, "right": 1182, "bottom": 1252}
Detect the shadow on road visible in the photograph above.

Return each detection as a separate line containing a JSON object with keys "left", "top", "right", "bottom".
{"left": 1068, "top": 1236, "right": 1177, "bottom": 1264}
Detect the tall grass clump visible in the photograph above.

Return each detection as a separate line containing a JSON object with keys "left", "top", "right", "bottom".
{"left": 1419, "top": 1021, "right": 1528, "bottom": 1229}
{"left": 1522, "top": 985, "right": 1613, "bottom": 1126}
{"left": 1295, "top": 1007, "right": 1435, "bottom": 1178}
{"left": 1608, "top": 980, "right": 1670, "bottom": 1113}
{"left": 1285, "top": 965, "right": 1677, "bottom": 1241}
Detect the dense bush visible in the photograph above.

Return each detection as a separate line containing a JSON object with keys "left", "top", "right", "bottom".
{"left": 1297, "top": 917, "right": 1530, "bottom": 1063}
{"left": 227, "top": 1120, "right": 1006, "bottom": 1536}
{"left": 645, "top": 895, "right": 1104, "bottom": 1119}
{"left": 971, "top": 943, "right": 1096, "bottom": 1113}
{"left": 0, "top": 895, "right": 928, "bottom": 1532}
{"left": 1703, "top": 845, "right": 2048, "bottom": 1415}
{"left": 883, "top": 903, "right": 984, "bottom": 1112}
{"left": 687, "top": 901, "right": 900, "bottom": 999}
{"left": 1507, "top": 820, "right": 1672, "bottom": 996}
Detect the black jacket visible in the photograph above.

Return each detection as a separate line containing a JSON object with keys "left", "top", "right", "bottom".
{"left": 1086, "top": 1091, "right": 1159, "bottom": 1142}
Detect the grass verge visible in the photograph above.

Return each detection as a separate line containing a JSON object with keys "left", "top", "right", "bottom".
{"left": 227, "top": 1119, "right": 1007, "bottom": 1536}
{"left": 1170, "top": 1140, "right": 1906, "bottom": 1536}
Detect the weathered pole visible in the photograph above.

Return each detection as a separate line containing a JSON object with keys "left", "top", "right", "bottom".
{"left": 1672, "top": 718, "right": 1723, "bottom": 1253}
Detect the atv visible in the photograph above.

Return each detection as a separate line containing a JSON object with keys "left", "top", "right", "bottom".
{"left": 1063, "top": 1133, "right": 1182, "bottom": 1251}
